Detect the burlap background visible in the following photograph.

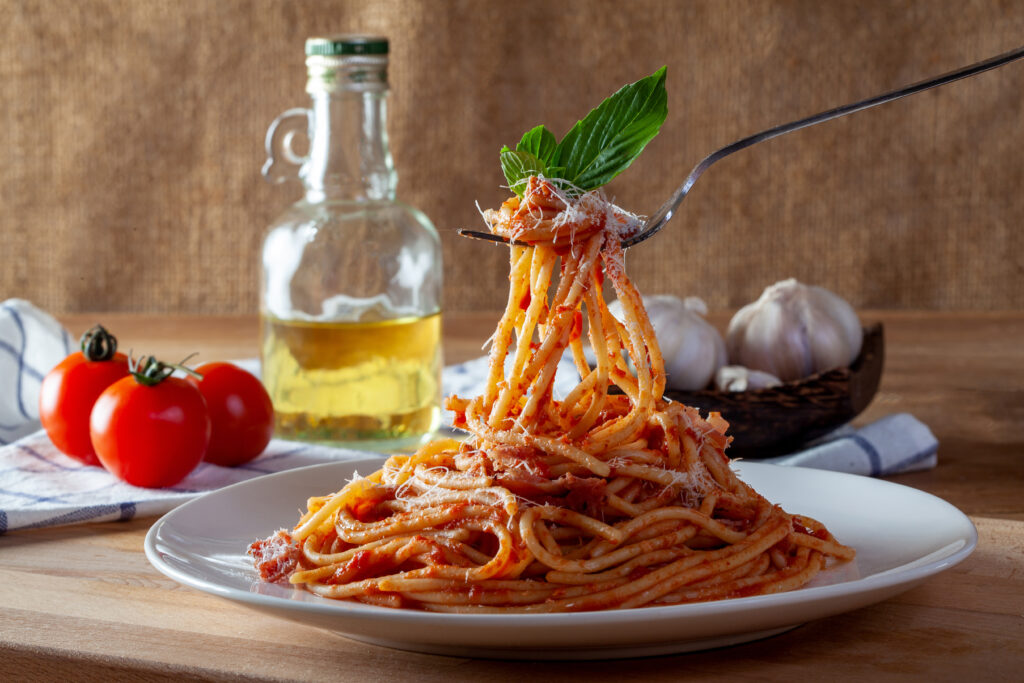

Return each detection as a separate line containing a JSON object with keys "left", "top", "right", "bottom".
{"left": 2, "top": 0, "right": 1022, "bottom": 314}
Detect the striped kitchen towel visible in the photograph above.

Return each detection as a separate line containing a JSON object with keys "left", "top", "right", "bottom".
{"left": 0, "top": 431, "right": 370, "bottom": 534}
{"left": 757, "top": 413, "right": 938, "bottom": 477}
{"left": 0, "top": 299, "right": 76, "bottom": 446}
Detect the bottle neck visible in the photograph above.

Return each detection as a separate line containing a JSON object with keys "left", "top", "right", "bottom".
{"left": 302, "top": 86, "right": 396, "bottom": 203}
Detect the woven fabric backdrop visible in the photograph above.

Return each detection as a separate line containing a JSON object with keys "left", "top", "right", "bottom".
{"left": 2, "top": 0, "right": 1022, "bottom": 314}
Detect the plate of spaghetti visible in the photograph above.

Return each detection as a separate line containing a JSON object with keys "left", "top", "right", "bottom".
{"left": 145, "top": 455, "right": 975, "bottom": 658}
{"left": 146, "top": 70, "right": 976, "bottom": 658}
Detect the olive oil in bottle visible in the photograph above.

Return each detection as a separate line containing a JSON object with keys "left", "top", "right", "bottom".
{"left": 260, "top": 36, "right": 442, "bottom": 450}
{"left": 261, "top": 314, "right": 441, "bottom": 450}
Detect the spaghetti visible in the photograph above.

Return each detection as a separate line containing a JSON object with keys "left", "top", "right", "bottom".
{"left": 250, "top": 176, "right": 854, "bottom": 612}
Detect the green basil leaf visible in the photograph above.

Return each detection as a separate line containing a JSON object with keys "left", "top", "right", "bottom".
{"left": 546, "top": 165, "right": 566, "bottom": 178}
{"left": 516, "top": 125, "right": 559, "bottom": 165}
{"left": 500, "top": 147, "right": 547, "bottom": 196}
{"left": 554, "top": 66, "right": 667, "bottom": 191}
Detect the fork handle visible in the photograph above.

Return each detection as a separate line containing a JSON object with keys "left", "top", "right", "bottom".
{"left": 623, "top": 44, "right": 1024, "bottom": 248}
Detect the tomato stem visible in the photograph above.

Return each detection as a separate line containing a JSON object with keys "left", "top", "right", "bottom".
{"left": 128, "top": 352, "right": 203, "bottom": 386}
{"left": 80, "top": 325, "right": 119, "bottom": 362}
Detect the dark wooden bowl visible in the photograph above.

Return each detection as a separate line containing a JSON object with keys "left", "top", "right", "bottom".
{"left": 664, "top": 324, "right": 884, "bottom": 458}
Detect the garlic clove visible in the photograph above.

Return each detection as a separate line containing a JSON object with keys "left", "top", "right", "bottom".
{"left": 608, "top": 294, "right": 726, "bottom": 391}
{"left": 715, "top": 365, "right": 783, "bottom": 392}
{"left": 728, "top": 297, "right": 812, "bottom": 380}
{"left": 663, "top": 327, "right": 725, "bottom": 390}
{"left": 805, "top": 286, "right": 862, "bottom": 371}
{"left": 682, "top": 296, "right": 708, "bottom": 316}
{"left": 726, "top": 279, "right": 862, "bottom": 382}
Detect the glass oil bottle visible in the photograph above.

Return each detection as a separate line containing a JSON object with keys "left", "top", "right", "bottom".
{"left": 261, "top": 35, "right": 442, "bottom": 451}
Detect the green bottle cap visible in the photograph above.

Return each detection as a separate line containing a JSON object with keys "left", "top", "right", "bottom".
{"left": 305, "top": 35, "right": 388, "bottom": 57}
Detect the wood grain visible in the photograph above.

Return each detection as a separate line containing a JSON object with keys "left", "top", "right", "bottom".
{"left": 0, "top": 310, "right": 1021, "bottom": 679}
{"left": 0, "top": 516, "right": 1019, "bottom": 681}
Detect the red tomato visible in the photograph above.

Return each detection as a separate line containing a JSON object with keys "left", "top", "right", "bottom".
{"left": 187, "top": 362, "right": 274, "bottom": 466}
{"left": 90, "top": 375, "right": 211, "bottom": 488}
{"left": 39, "top": 326, "right": 130, "bottom": 466}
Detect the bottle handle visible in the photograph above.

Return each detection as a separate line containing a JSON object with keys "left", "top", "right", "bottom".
{"left": 262, "top": 108, "right": 312, "bottom": 184}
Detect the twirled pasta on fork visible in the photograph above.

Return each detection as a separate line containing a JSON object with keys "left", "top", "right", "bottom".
{"left": 250, "top": 177, "right": 854, "bottom": 612}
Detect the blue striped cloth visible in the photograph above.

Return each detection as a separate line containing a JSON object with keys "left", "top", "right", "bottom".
{"left": 0, "top": 300, "right": 937, "bottom": 534}
{"left": 0, "top": 434, "right": 364, "bottom": 534}
{"left": 0, "top": 299, "right": 76, "bottom": 446}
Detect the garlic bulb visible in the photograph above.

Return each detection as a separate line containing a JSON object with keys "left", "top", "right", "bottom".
{"left": 609, "top": 295, "right": 727, "bottom": 391}
{"left": 726, "top": 279, "right": 862, "bottom": 382}
{"left": 715, "top": 365, "right": 782, "bottom": 392}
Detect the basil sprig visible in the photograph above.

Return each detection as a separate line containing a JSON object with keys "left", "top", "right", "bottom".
{"left": 500, "top": 66, "right": 667, "bottom": 197}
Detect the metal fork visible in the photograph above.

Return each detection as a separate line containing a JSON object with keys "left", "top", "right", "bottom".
{"left": 459, "top": 45, "right": 1024, "bottom": 249}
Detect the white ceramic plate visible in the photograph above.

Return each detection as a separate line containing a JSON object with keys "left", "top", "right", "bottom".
{"left": 144, "top": 458, "right": 976, "bottom": 660}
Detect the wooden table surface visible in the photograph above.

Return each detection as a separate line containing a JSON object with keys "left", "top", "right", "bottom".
{"left": 2, "top": 311, "right": 1022, "bottom": 681}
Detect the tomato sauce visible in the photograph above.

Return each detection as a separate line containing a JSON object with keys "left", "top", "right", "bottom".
{"left": 248, "top": 530, "right": 301, "bottom": 583}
